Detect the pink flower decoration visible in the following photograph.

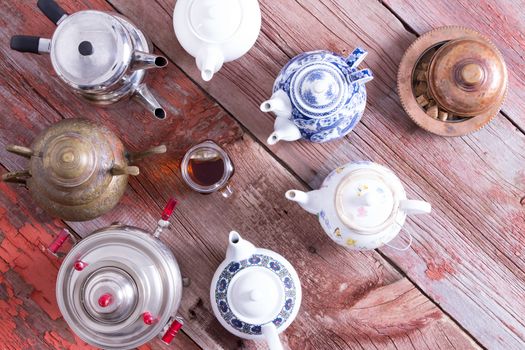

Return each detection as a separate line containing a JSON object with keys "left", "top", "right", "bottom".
{"left": 357, "top": 206, "right": 367, "bottom": 217}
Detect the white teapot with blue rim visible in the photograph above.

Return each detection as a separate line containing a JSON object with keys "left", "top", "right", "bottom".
{"left": 286, "top": 162, "right": 431, "bottom": 251}
{"left": 210, "top": 232, "right": 302, "bottom": 350}
{"left": 260, "top": 48, "right": 373, "bottom": 145}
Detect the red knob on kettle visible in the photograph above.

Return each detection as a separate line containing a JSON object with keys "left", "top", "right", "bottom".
{"left": 98, "top": 293, "right": 113, "bottom": 308}
{"left": 161, "top": 198, "right": 178, "bottom": 221}
{"left": 74, "top": 260, "right": 88, "bottom": 271}
{"left": 143, "top": 312, "right": 157, "bottom": 325}
{"left": 161, "top": 317, "right": 184, "bottom": 344}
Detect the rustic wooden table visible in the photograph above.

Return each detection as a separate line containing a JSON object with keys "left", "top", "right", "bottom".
{"left": 1, "top": 0, "right": 524, "bottom": 349}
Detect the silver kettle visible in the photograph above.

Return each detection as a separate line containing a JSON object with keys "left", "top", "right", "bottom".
{"left": 11, "top": 0, "right": 168, "bottom": 119}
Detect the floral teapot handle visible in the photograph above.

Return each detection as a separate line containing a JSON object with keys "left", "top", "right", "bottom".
{"left": 346, "top": 48, "right": 374, "bottom": 85}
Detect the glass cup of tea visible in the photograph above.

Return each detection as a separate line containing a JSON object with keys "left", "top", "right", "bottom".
{"left": 181, "top": 141, "right": 234, "bottom": 198}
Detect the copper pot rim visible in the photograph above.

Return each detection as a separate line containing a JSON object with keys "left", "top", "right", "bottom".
{"left": 397, "top": 26, "right": 508, "bottom": 137}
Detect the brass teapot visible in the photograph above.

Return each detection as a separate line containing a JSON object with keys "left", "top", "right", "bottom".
{"left": 2, "top": 119, "right": 166, "bottom": 221}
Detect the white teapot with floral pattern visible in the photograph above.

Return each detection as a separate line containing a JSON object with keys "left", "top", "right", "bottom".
{"left": 286, "top": 161, "right": 431, "bottom": 250}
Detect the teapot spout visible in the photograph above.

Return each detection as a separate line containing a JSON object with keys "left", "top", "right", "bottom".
{"left": 131, "top": 51, "right": 168, "bottom": 72}
{"left": 196, "top": 47, "right": 224, "bottom": 82}
{"left": 285, "top": 189, "right": 323, "bottom": 215}
{"left": 134, "top": 84, "right": 167, "bottom": 120}
{"left": 226, "top": 231, "right": 256, "bottom": 262}
{"left": 260, "top": 90, "right": 292, "bottom": 117}
{"left": 267, "top": 116, "right": 301, "bottom": 145}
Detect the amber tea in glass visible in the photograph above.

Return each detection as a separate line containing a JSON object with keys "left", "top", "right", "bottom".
{"left": 181, "top": 141, "right": 234, "bottom": 197}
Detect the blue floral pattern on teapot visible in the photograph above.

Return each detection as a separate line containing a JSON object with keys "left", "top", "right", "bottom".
{"left": 261, "top": 48, "right": 373, "bottom": 144}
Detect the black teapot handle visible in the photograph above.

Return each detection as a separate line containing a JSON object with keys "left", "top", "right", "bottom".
{"left": 10, "top": 35, "right": 43, "bottom": 54}
{"left": 37, "top": 0, "right": 67, "bottom": 25}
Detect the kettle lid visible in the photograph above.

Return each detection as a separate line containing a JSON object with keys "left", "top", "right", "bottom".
{"left": 188, "top": 0, "right": 244, "bottom": 43}
{"left": 50, "top": 10, "right": 132, "bottom": 90}
{"left": 428, "top": 37, "right": 508, "bottom": 116}
{"left": 290, "top": 62, "right": 348, "bottom": 118}
{"left": 335, "top": 166, "right": 401, "bottom": 234}
{"left": 56, "top": 227, "right": 182, "bottom": 349}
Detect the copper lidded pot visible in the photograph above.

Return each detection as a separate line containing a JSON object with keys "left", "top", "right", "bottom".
{"left": 398, "top": 26, "right": 508, "bottom": 136}
{"left": 2, "top": 118, "right": 166, "bottom": 221}
{"left": 48, "top": 199, "right": 184, "bottom": 349}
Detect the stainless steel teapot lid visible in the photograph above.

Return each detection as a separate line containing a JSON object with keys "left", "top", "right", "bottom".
{"left": 56, "top": 226, "right": 182, "bottom": 350}
{"left": 51, "top": 10, "right": 133, "bottom": 90}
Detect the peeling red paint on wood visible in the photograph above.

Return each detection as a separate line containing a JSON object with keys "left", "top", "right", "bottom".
{"left": 425, "top": 261, "right": 455, "bottom": 281}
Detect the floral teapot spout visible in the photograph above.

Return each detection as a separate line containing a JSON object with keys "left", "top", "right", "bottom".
{"left": 261, "top": 48, "right": 373, "bottom": 145}
{"left": 211, "top": 232, "right": 302, "bottom": 350}
{"left": 286, "top": 162, "right": 431, "bottom": 251}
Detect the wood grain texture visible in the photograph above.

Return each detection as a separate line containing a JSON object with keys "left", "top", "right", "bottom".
{"left": 0, "top": 0, "right": 478, "bottom": 349}
{"left": 382, "top": 0, "right": 525, "bottom": 131}
{"left": 107, "top": 0, "right": 525, "bottom": 349}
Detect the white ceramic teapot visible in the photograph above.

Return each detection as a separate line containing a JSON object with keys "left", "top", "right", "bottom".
{"left": 211, "top": 232, "right": 301, "bottom": 350}
{"left": 286, "top": 161, "right": 431, "bottom": 250}
{"left": 173, "top": 0, "right": 261, "bottom": 81}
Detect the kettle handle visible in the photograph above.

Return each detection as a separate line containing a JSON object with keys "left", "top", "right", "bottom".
{"left": 48, "top": 228, "right": 77, "bottom": 257}
{"left": 6, "top": 145, "right": 34, "bottom": 158}
{"left": 37, "top": 0, "right": 67, "bottom": 25}
{"left": 153, "top": 198, "right": 179, "bottom": 238}
{"left": 348, "top": 68, "right": 374, "bottom": 85}
{"left": 127, "top": 145, "right": 167, "bottom": 163}
{"left": 161, "top": 317, "right": 184, "bottom": 344}
{"left": 10, "top": 36, "right": 51, "bottom": 55}
{"left": 2, "top": 170, "right": 30, "bottom": 184}
{"left": 346, "top": 47, "right": 368, "bottom": 69}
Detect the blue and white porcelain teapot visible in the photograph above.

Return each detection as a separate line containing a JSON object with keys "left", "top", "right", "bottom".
{"left": 260, "top": 48, "right": 373, "bottom": 145}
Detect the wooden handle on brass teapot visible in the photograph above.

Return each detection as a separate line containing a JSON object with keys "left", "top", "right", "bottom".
{"left": 2, "top": 170, "right": 30, "bottom": 184}
{"left": 127, "top": 145, "right": 167, "bottom": 163}
{"left": 6, "top": 145, "right": 33, "bottom": 158}
{"left": 111, "top": 165, "right": 140, "bottom": 176}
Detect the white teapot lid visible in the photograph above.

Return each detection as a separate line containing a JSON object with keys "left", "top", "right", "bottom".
{"left": 228, "top": 267, "right": 284, "bottom": 325}
{"left": 212, "top": 232, "right": 301, "bottom": 339}
{"left": 189, "top": 0, "right": 243, "bottom": 43}
{"left": 335, "top": 167, "right": 399, "bottom": 234}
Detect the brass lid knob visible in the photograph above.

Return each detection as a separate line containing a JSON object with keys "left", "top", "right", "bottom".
{"left": 427, "top": 38, "right": 508, "bottom": 116}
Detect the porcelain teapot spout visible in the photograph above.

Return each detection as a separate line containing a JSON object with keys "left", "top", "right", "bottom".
{"left": 131, "top": 51, "right": 168, "bottom": 72}
{"left": 285, "top": 189, "right": 323, "bottom": 214}
{"left": 262, "top": 91, "right": 302, "bottom": 145}
{"left": 196, "top": 47, "right": 225, "bottom": 82}
{"left": 226, "top": 231, "right": 256, "bottom": 262}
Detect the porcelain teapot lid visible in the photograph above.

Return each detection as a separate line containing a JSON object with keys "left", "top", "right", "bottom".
{"left": 290, "top": 62, "right": 348, "bottom": 118}
{"left": 56, "top": 227, "right": 182, "bottom": 349}
{"left": 188, "top": 0, "right": 243, "bottom": 43}
{"left": 212, "top": 232, "right": 301, "bottom": 337}
{"left": 51, "top": 10, "right": 132, "bottom": 90}
{"left": 335, "top": 167, "right": 399, "bottom": 234}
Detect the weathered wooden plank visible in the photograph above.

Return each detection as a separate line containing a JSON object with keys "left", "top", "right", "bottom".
{"left": 0, "top": 0, "right": 478, "bottom": 349}
{"left": 108, "top": 0, "right": 525, "bottom": 348}
{"left": 382, "top": 0, "right": 525, "bottom": 130}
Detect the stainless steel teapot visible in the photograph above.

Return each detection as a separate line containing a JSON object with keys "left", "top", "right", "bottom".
{"left": 48, "top": 199, "right": 184, "bottom": 349}
{"left": 10, "top": 0, "right": 168, "bottom": 119}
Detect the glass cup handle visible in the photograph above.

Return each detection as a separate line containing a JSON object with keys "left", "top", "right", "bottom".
{"left": 219, "top": 184, "right": 234, "bottom": 198}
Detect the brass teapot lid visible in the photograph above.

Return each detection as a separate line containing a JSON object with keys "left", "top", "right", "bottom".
{"left": 428, "top": 38, "right": 507, "bottom": 117}
{"left": 30, "top": 119, "right": 122, "bottom": 206}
